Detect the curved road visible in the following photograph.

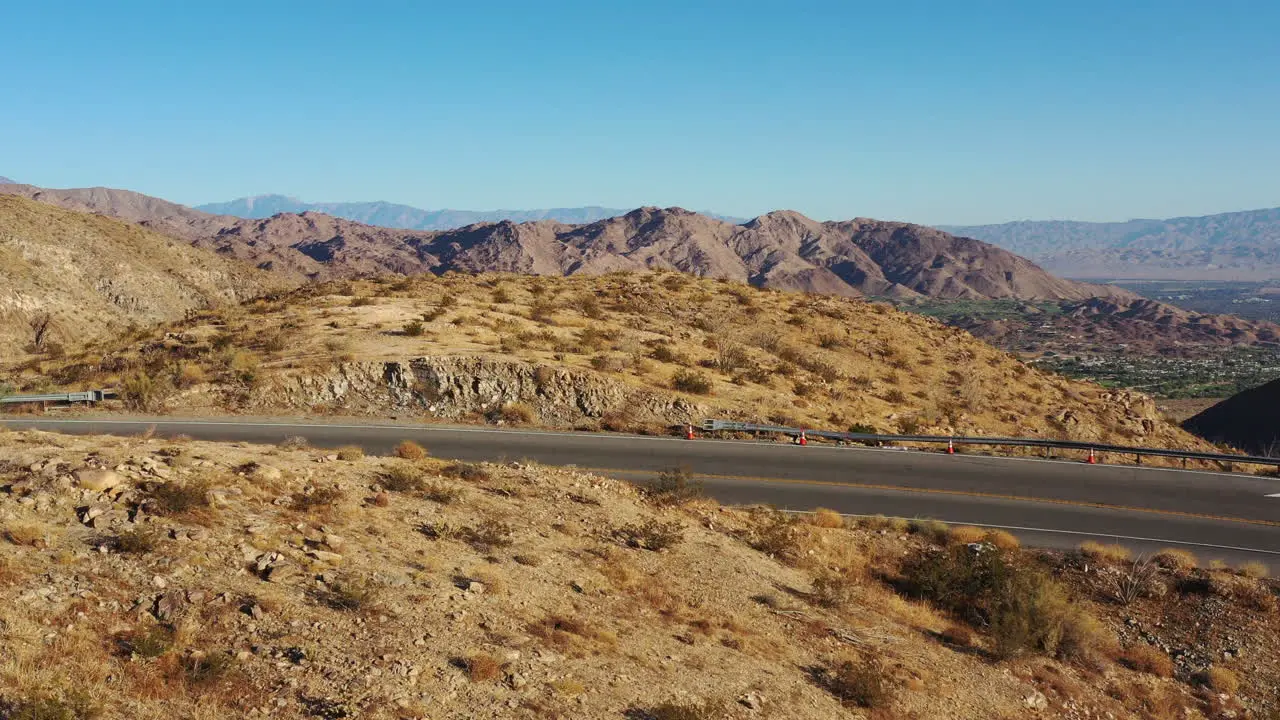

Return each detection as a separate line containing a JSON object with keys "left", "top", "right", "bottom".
{"left": 4, "top": 416, "right": 1278, "bottom": 571}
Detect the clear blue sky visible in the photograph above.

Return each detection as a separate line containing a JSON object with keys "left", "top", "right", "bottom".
{"left": 3, "top": 0, "right": 1278, "bottom": 224}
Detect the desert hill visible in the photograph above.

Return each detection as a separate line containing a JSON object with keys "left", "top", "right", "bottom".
{"left": 0, "top": 429, "right": 1275, "bottom": 718}
{"left": 1182, "top": 378, "right": 1280, "bottom": 456}
{"left": 1, "top": 183, "right": 1127, "bottom": 301}
{"left": 13, "top": 272, "right": 1216, "bottom": 454}
{"left": 0, "top": 195, "right": 288, "bottom": 360}
{"left": 943, "top": 207, "right": 1280, "bottom": 281}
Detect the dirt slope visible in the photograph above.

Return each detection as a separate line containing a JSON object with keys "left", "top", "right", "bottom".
{"left": 0, "top": 430, "right": 1275, "bottom": 719}
{"left": 0, "top": 195, "right": 289, "bottom": 360}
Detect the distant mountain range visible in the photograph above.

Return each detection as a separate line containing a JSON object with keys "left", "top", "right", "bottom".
{"left": 942, "top": 207, "right": 1280, "bottom": 280}
{"left": 0, "top": 176, "right": 15, "bottom": 185}
{"left": 196, "top": 194, "right": 747, "bottom": 230}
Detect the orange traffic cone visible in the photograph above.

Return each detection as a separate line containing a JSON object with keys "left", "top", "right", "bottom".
{"left": 798, "top": 431, "right": 808, "bottom": 446}
{"left": 947, "top": 438, "right": 955, "bottom": 455}
{"left": 685, "top": 424, "right": 695, "bottom": 440}
{"left": 1087, "top": 448, "right": 1097, "bottom": 464}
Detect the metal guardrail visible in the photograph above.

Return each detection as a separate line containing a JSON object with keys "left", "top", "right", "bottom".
{"left": 699, "top": 419, "right": 1280, "bottom": 470}
{"left": 0, "top": 390, "right": 113, "bottom": 405}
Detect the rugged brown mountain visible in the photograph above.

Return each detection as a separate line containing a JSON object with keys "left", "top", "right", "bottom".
{"left": 1182, "top": 377, "right": 1280, "bottom": 455}
{"left": 952, "top": 296, "right": 1280, "bottom": 355}
{"left": 0, "top": 184, "right": 1130, "bottom": 300}
{"left": 0, "top": 195, "right": 288, "bottom": 359}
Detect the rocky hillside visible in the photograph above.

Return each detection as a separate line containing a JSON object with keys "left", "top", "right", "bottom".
{"left": 2, "top": 183, "right": 1126, "bottom": 301}
{"left": 12, "top": 273, "right": 1215, "bottom": 453}
{"left": 0, "top": 195, "right": 288, "bottom": 360}
{"left": 0, "top": 429, "right": 1276, "bottom": 719}
{"left": 943, "top": 207, "right": 1280, "bottom": 281}
{"left": 1182, "top": 378, "right": 1280, "bottom": 456}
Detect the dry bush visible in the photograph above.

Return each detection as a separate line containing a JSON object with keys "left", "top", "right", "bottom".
{"left": 1152, "top": 548, "right": 1198, "bottom": 571}
{"left": 464, "top": 652, "right": 502, "bottom": 682}
{"left": 314, "top": 577, "right": 378, "bottom": 612}
{"left": 0, "top": 692, "right": 100, "bottom": 720}
{"left": 614, "top": 519, "right": 684, "bottom": 551}
{"left": 823, "top": 657, "right": 896, "bottom": 709}
{"left": 443, "top": 463, "right": 491, "bottom": 482}
{"left": 3, "top": 523, "right": 47, "bottom": 548}
{"left": 121, "top": 370, "right": 172, "bottom": 411}
{"left": 984, "top": 530, "right": 1021, "bottom": 551}
{"left": 290, "top": 487, "right": 345, "bottom": 513}
{"left": 381, "top": 464, "right": 426, "bottom": 493}
{"left": 812, "top": 569, "right": 861, "bottom": 609}
{"left": 646, "top": 467, "right": 704, "bottom": 505}
{"left": 492, "top": 402, "right": 536, "bottom": 425}
{"left": 1238, "top": 561, "right": 1269, "bottom": 579}
{"left": 423, "top": 480, "right": 462, "bottom": 504}
{"left": 1200, "top": 667, "right": 1240, "bottom": 694}
{"left": 1110, "top": 556, "right": 1162, "bottom": 606}
{"left": 403, "top": 320, "right": 425, "bottom": 337}
{"left": 112, "top": 529, "right": 158, "bottom": 554}
{"left": 459, "top": 520, "right": 514, "bottom": 552}
{"left": 811, "top": 508, "right": 845, "bottom": 529}
{"left": 1079, "top": 541, "right": 1132, "bottom": 563}
{"left": 948, "top": 526, "right": 988, "bottom": 545}
{"left": 907, "top": 518, "right": 950, "bottom": 545}
{"left": 147, "top": 478, "right": 212, "bottom": 516}
{"left": 671, "top": 369, "right": 713, "bottom": 395}
{"left": 335, "top": 445, "right": 364, "bottom": 461}
{"left": 350, "top": 297, "right": 375, "bottom": 307}
{"left": 393, "top": 440, "right": 428, "bottom": 460}
{"left": 116, "top": 625, "right": 175, "bottom": 658}
{"left": 643, "top": 701, "right": 721, "bottom": 720}
{"left": 175, "top": 363, "right": 207, "bottom": 388}
{"left": 279, "top": 435, "right": 309, "bottom": 449}
{"left": 1119, "top": 645, "right": 1174, "bottom": 677}
{"left": 526, "top": 614, "right": 613, "bottom": 652}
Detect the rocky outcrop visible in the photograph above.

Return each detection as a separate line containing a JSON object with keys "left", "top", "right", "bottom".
{"left": 248, "top": 356, "right": 706, "bottom": 426}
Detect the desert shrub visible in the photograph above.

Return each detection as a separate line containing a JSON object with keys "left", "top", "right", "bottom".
{"left": 883, "top": 388, "right": 906, "bottom": 404}
{"left": 3, "top": 523, "right": 47, "bottom": 548}
{"left": 423, "top": 481, "right": 462, "bottom": 504}
{"left": 1110, "top": 557, "right": 1162, "bottom": 606}
{"left": 1152, "top": 548, "right": 1198, "bottom": 571}
{"left": 528, "top": 298, "right": 556, "bottom": 322}
{"left": 403, "top": 320, "right": 425, "bottom": 337}
{"left": 0, "top": 693, "right": 100, "bottom": 720}
{"left": 260, "top": 332, "right": 288, "bottom": 353}
{"left": 983, "top": 530, "right": 1021, "bottom": 551}
{"left": 1079, "top": 541, "right": 1132, "bottom": 563}
{"left": 1119, "top": 645, "right": 1174, "bottom": 677}
{"left": 900, "top": 545, "right": 1107, "bottom": 660}
{"left": 459, "top": 520, "right": 514, "bottom": 552}
{"left": 1238, "top": 561, "right": 1269, "bottom": 579}
{"left": 121, "top": 371, "right": 172, "bottom": 411}
{"left": 175, "top": 363, "right": 208, "bottom": 388}
{"left": 393, "top": 440, "right": 428, "bottom": 460}
{"left": 443, "top": 463, "right": 491, "bottom": 482}
{"left": 749, "top": 509, "right": 801, "bottom": 560}
{"left": 574, "top": 295, "right": 604, "bottom": 319}
{"left": 672, "top": 369, "right": 713, "bottom": 395}
{"left": 181, "top": 652, "right": 236, "bottom": 688}
{"left": 335, "top": 445, "right": 364, "bottom": 461}
{"left": 907, "top": 518, "right": 950, "bottom": 545}
{"left": 147, "top": 478, "right": 211, "bottom": 516}
{"left": 492, "top": 402, "right": 536, "bottom": 425}
{"left": 116, "top": 625, "right": 175, "bottom": 658}
{"left": 817, "top": 333, "right": 845, "bottom": 349}
{"left": 646, "top": 467, "right": 704, "bottom": 505}
{"left": 112, "top": 529, "right": 158, "bottom": 554}
{"left": 315, "top": 577, "right": 378, "bottom": 612}
{"left": 228, "top": 350, "right": 260, "bottom": 384}
{"left": 290, "top": 487, "right": 345, "bottom": 512}
{"left": 381, "top": 464, "right": 425, "bottom": 492}
{"left": 491, "top": 287, "right": 511, "bottom": 303}
{"left": 948, "top": 526, "right": 988, "bottom": 545}
{"left": 279, "top": 435, "right": 309, "bottom": 449}
{"left": 649, "top": 343, "right": 679, "bottom": 363}
{"left": 812, "top": 570, "right": 860, "bottom": 609}
{"left": 464, "top": 652, "right": 502, "bottom": 682}
{"left": 1199, "top": 667, "right": 1240, "bottom": 693}
{"left": 615, "top": 519, "right": 683, "bottom": 551}
{"left": 811, "top": 508, "right": 845, "bottom": 529}
{"left": 350, "top": 297, "right": 375, "bottom": 307}
{"left": 823, "top": 657, "right": 895, "bottom": 709}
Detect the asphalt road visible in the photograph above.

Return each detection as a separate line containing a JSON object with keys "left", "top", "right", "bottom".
{"left": 4, "top": 416, "right": 1278, "bottom": 571}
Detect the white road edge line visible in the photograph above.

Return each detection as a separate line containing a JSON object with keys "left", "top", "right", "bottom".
{"left": 782, "top": 510, "right": 1280, "bottom": 557}
{"left": 4, "top": 418, "right": 1275, "bottom": 483}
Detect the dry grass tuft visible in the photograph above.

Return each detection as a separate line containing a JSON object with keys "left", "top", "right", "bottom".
{"left": 1152, "top": 548, "right": 1198, "bottom": 571}
{"left": 1119, "top": 645, "right": 1174, "bottom": 677}
{"left": 1078, "top": 541, "right": 1132, "bottom": 563}
{"left": 1238, "top": 561, "right": 1269, "bottom": 579}
{"left": 464, "top": 652, "right": 502, "bottom": 682}
{"left": 810, "top": 508, "right": 845, "bottom": 529}
{"left": 393, "top": 440, "right": 428, "bottom": 460}
{"left": 335, "top": 445, "right": 364, "bottom": 461}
